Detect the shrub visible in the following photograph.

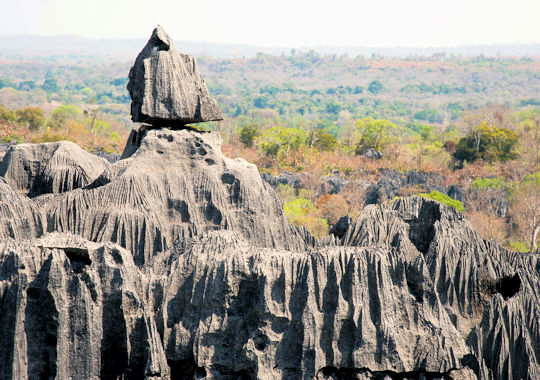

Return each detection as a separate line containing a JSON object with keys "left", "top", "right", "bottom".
{"left": 508, "top": 241, "right": 530, "bottom": 253}
{"left": 283, "top": 198, "right": 328, "bottom": 238}
{"left": 275, "top": 184, "right": 296, "bottom": 203}
{"left": 50, "top": 105, "right": 80, "bottom": 129}
{"left": 470, "top": 177, "right": 508, "bottom": 191}
{"left": 315, "top": 193, "right": 349, "bottom": 225}
{"left": 0, "top": 105, "right": 16, "bottom": 122}
{"left": 466, "top": 210, "right": 508, "bottom": 243}
{"left": 509, "top": 172, "right": 540, "bottom": 252}
{"left": 419, "top": 191, "right": 466, "bottom": 212}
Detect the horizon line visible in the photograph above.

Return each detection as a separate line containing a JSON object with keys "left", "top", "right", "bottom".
{"left": 1, "top": 33, "right": 539, "bottom": 51}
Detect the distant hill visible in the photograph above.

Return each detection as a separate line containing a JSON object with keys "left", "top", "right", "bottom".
{"left": 0, "top": 34, "right": 538, "bottom": 60}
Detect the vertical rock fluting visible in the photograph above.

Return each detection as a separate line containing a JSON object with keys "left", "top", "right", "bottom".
{"left": 1, "top": 137, "right": 538, "bottom": 379}
{"left": 0, "top": 25, "right": 538, "bottom": 379}
{"left": 153, "top": 239, "right": 470, "bottom": 379}
{"left": 0, "top": 234, "right": 168, "bottom": 379}
{"left": 0, "top": 130, "right": 307, "bottom": 265}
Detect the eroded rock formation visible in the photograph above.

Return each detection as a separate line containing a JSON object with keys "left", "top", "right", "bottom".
{"left": 0, "top": 26, "right": 538, "bottom": 380}
{"left": 127, "top": 26, "right": 223, "bottom": 127}
{"left": 0, "top": 127, "right": 538, "bottom": 379}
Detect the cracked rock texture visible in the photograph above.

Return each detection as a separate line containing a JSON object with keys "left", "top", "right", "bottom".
{"left": 127, "top": 26, "right": 223, "bottom": 126}
{"left": 0, "top": 129, "right": 538, "bottom": 380}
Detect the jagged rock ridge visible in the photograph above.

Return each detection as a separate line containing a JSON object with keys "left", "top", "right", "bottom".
{"left": 0, "top": 128, "right": 538, "bottom": 380}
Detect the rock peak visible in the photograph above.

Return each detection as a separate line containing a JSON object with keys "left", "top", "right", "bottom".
{"left": 150, "top": 25, "right": 171, "bottom": 50}
{"left": 127, "top": 26, "right": 223, "bottom": 127}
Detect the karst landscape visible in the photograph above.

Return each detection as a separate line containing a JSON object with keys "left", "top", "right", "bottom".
{"left": 0, "top": 25, "right": 539, "bottom": 380}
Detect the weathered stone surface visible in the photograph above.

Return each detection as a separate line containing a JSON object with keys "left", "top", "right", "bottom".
{"left": 127, "top": 26, "right": 223, "bottom": 126}
{"left": 0, "top": 130, "right": 538, "bottom": 379}
{"left": 0, "top": 129, "right": 305, "bottom": 265}
{"left": 0, "top": 141, "right": 109, "bottom": 197}
{"left": 329, "top": 215, "right": 351, "bottom": 239}
{"left": 0, "top": 142, "right": 13, "bottom": 160}
{"left": 0, "top": 234, "right": 169, "bottom": 380}
{"left": 260, "top": 170, "right": 308, "bottom": 190}
{"left": 363, "top": 148, "right": 382, "bottom": 159}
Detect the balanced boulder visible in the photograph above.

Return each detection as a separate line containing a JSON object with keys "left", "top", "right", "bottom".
{"left": 127, "top": 25, "right": 223, "bottom": 127}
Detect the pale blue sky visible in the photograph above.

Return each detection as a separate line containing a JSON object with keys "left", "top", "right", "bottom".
{"left": 3, "top": 0, "right": 540, "bottom": 47}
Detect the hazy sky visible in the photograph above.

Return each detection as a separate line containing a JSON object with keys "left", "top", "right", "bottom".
{"left": 4, "top": 0, "right": 540, "bottom": 47}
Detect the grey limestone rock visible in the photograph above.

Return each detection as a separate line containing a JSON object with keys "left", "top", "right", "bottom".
{"left": 318, "top": 176, "right": 350, "bottom": 195}
{"left": 329, "top": 215, "right": 351, "bottom": 239}
{"left": 127, "top": 26, "right": 223, "bottom": 126}
{"left": 0, "top": 129, "right": 305, "bottom": 265}
{"left": 0, "top": 141, "right": 109, "bottom": 197}
{"left": 260, "top": 170, "right": 308, "bottom": 190}
{"left": 363, "top": 148, "right": 383, "bottom": 159}
{"left": 0, "top": 234, "right": 169, "bottom": 380}
{"left": 0, "top": 128, "right": 539, "bottom": 379}
{"left": 0, "top": 141, "right": 13, "bottom": 160}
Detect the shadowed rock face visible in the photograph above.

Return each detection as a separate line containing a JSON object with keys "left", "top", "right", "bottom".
{"left": 127, "top": 26, "right": 223, "bottom": 126}
{"left": 0, "top": 129, "right": 538, "bottom": 380}
{"left": 0, "top": 141, "right": 109, "bottom": 197}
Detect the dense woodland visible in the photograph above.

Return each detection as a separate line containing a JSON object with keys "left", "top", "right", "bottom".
{"left": 0, "top": 51, "right": 538, "bottom": 252}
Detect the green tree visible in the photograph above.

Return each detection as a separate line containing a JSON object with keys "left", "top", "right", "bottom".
{"left": 50, "top": 105, "right": 80, "bottom": 129}
{"left": 414, "top": 108, "right": 444, "bottom": 124}
{"left": 325, "top": 100, "right": 342, "bottom": 115}
{"left": 418, "top": 124, "right": 434, "bottom": 141}
{"left": 258, "top": 126, "right": 307, "bottom": 158}
{"left": 453, "top": 121, "right": 518, "bottom": 164}
{"left": 311, "top": 130, "right": 337, "bottom": 152}
{"left": 0, "top": 77, "right": 16, "bottom": 89}
{"left": 16, "top": 107, "right": 46, "bottom": 130}
{"left": 18, "top": 81, "right": 36, "bottom": 91}
{"left": 253, "top": 96, "right": 269, "bottom": 109}
{"left": 238, "top": 124, "right": 260, "bottom": 147}
{"left": 447, "top": 102, "right": 464, "bottom": 120}
{"left": 354, "top": 86, "right": 364, "bottom": 94}
{"left": 367, "top": 80, "right": 383, "bottom": 94}
{"left": 0, "top": 105, "right": 16, "bottom": 122}
{"left": 354, "top": 117, "right": 396, "bottom": 154}
{"left": 42, "top": 78, "right": 59, "bottom": 93}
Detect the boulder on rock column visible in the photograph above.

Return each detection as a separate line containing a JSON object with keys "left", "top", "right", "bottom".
{"left": 127, "top": 25, "right": 223, "bottom": 127}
